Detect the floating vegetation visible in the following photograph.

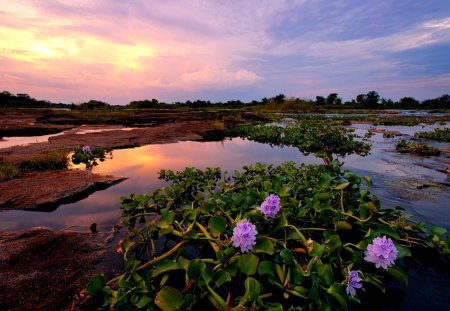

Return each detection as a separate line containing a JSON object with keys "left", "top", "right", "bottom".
{"left": 227, "top": 120, "right": 370, "bottom": 166}
{"left": 414, "top": 127, "right": 450, "bottom": 142}
{"left": 395, "top": 140, "right": 441, "bottom": 156}
{"left": 83, "top": 162, "right": 450, "bottom": 310}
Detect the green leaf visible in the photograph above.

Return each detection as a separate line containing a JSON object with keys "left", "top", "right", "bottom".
{"left": 431, "top": 225, "right": 447, "bottom": 236}
{"left": 188, "top": 259, "right": 206, "bottom": 280}
{"left": 396, "top": 244, "right": 412, "bottom": 259}
{"left": 258, "top": 260, "right": 276, "bottom": 282}
{"left": 266, "top": 302, "right": 284, "bottom": 311}
{"left": 335, "top": 182, "right": 350, "bottom": 190}
{"left": 318, "top": 264, "right": 333, "bottom": 286}
{"left": 151, "top": 260, "right": 180, "bottom": 278}
{"left": 214, "top": 269, "right": 231, "bottom": 288}
{"left": 238, "top": 253, "right": 259, "bottom": 275}
{"left": 278, "top": 186, "right": 291, "bottom": 197}
{"left": 243, "top": 277, "right": 261, "bottom": 302}
{"left": 86, "top": 275, "right": 105, "bottom": 295}
{"left": 208, "top": 216, "right": 227, "bottom": 236}
{"left": 254, "top": 237, "right": 275, "bottom": 255}
{"left": 309, "top": 241, "right": 324, "bottom": 258}
{"left": 327, "top": 284, "right": 348, "bottom": 308}
{"left": 155, "top": 286, "right": 183, "bottom": 311}
{"left": 135, "top": 295, "right": 151, "bottom": 308}
{"left": 280, "top": 249, "right": 297, "bottom": 266}
{"left": 387, "top": 266, "right": 408, "bottom": 285}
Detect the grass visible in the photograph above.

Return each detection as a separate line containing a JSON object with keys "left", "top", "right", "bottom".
{"left": 0, "top": 148, "right": 68, "bottom": 182}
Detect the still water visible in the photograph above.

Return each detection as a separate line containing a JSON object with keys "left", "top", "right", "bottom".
{"left": 1, "top": 124, "right": 449, "bottom": 309}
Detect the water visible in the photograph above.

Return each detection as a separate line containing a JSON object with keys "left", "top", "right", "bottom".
{"left": 1, "top": 123, "right": 449, "bottom": 309}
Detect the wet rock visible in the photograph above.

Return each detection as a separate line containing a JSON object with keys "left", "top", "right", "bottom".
{"left": 0, "top": 170, "right": 127, "bottom": 211}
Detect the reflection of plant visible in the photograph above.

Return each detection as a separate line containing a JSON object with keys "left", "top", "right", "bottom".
{"left": 71, "top": 145, "right": 110, "bottom": 169}
{"left": 395, "top": 140, "right": 441, "bottom": 156}
{"left": 84, "top": 162, "right": 449, "bottom": 310}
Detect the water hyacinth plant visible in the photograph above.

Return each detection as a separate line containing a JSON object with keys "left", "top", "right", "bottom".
{"left": 71, "top": 145, "right": 110, "bottom": 169}
{"left": 84, "top": 161, "right": 450, "bottom": 310}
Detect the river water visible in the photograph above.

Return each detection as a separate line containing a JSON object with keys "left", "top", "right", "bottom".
{"left": 0, "top": 122, "right": 449, "bottom": 309}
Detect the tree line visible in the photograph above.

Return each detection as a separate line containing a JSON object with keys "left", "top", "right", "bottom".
{"left": 1, "top": 90, "right": 449, "bottom": 110}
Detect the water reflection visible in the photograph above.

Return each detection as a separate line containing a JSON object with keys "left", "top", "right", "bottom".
{"left": 0, "top": 129, "right": 448, "bottom": 231}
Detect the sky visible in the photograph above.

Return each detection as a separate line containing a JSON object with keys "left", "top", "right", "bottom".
{"left": 1, "top": 0, "right": 450, "bottom": 105}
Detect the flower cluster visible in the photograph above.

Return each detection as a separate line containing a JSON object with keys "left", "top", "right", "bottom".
{"left": 364, "top": 236, "right": 398, "bottom": 270}
{"left": 82, "top": 145, "right": 91, "bottom": 154}
{"left": 346, "top": 270, "right": 362, "bottom": 296}
{"left": 231, "top": 219, "right": 257, "bottom": 253}
{"left": 258, "top": 194, "right": 280, "bottom": 218}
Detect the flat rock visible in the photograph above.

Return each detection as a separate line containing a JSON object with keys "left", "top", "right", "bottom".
{"left": 0, "top": 170, "right": 127, "bottom": 211}
{"left": 0, "top": 227, "right": 109, "bottom": 310}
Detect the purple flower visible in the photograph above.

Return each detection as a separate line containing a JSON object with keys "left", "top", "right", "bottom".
{"left": 231, "top": 219, "right": 257, "bottom": 253}
{"left": 364, "top": 236, "right": 398, "bottom": 270}
{"left": 82, "top": 145, "right": 91, "bottom": 154}
{"left": 258, "top": 194, "right": 280, "bottom": 218}
{"left": 346, "top": 269, "right": 362, "bottom": 297}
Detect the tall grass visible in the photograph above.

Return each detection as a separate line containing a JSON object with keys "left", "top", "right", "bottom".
{"left": 0, "top": 148, "right": 69, "bottom": 182}
{"left": 0, "top": 162, "right": 20, "bottom": 182}
{"left": 19, "top": 148, "right": 68, "bottom": 171}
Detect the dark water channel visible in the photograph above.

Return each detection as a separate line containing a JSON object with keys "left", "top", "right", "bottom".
{"left": 1, "top": 123, "right": 449, "bottom": 309}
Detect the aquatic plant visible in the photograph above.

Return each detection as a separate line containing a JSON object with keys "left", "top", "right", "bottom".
{"left": 395, "top": 139, "right": 441, "bottom": 156}
{"left": 227, "top": 120, "right": 370, "bottom": 166}
{"left": 84, "top": 162, "right": 449, "bottom": 310}
{"left": 71, "top": 145, "right": 110, "bottom": 169}
{"left": 414, "top": 127, "right": 450, "bottom": 142}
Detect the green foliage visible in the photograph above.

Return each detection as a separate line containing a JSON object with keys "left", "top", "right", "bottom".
{"left": 414, "top": 127, "right": 450, "bottom": 142}
{"left": 71, "top": 146, "right": 110, "bottom": 169}
{"left": 84, "top": 162, "right": 449, "bottom": 310}
{"left": 395, "top": 140, "right": 441, "bottom": 156}
{"left": 227, "top": 120, "right": 370, "bottom": 165}
{"left": 19, "top": 148, "right": 68, "bottom": 171}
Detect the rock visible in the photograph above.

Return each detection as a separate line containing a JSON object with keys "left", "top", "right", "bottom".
{"left": 0, "top": 170, "right": 127, "bottom": 211}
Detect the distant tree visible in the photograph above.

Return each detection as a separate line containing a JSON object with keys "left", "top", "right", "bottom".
{"left": 315, "top": 96, "right": 326, "bottom": 105}
{"left": 272, "top": 94, "right": 286, "bottom": 105}
{"left": 422, "top": 94, "right": 450, "bottom": 109}
{"left": 325, "top": 93, "right": 342, "bottom": 105}
{"left": 398, "top": 97, "right": 419, "bottom": 108}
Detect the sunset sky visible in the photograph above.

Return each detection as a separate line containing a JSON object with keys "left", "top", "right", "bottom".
{"left": 1, "top": 0, "right": 449, "bottom": 105}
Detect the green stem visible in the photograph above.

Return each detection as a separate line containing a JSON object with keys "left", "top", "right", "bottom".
{"left": 285, "top": 224, "right": 308, "bottom": 247}
{"left": 106, "top": 241, "right": 185, "bottom": 286}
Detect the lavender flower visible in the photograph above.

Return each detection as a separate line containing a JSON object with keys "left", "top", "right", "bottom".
{"left": 364, "top": 236, "right": 398, "bottom": 270}
{"left": 258, "top": 194, "right": 280, "bottom": 218}
{"left": 82, "top": 145, "right": 91, "bottom": 154}
{"left": 231, "top": 219, "right": 257, "bottom": 253}
{"left": 346, "top": 269, "right": 362, "bottom": 296}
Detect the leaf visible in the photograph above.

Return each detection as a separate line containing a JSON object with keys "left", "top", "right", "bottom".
{"left": 387, "top": 266, "right": 408, "bottom": 286}
{"left": 396, "top": 244, "right": 412, "bottom": 259}
{"left": 86, "top": 275, "right": 105, "bottom": 295}
{"left": 213, "top": 269, "right": 231, "bottom": 288}
{"left": 187, "top": 259, "right": 206, "bottom": 280}
{"left": 335, "top": 182, "right": 350, "bottom": 190}
{"left": 155, "top": 286, "right": 183, "bottom": 311}
{"left": 243, "top": 277, "right": 261, "bottom": 302}
{"left": 335, "top": 220, "right": 352, "bottom": 230}
{"left": 238, "top": 253, "right": 259, "bottom": 275}
{"left": 278, "top": 186, "right": 291, "bottom": 197}
{"left": 327, "top": 284, "right": 348, "bottom": 308}
{"left": 151, "top": 260, "right": 180, "bottom": 278}
{"left": 258, "top": 261, "right": 276, "bottom": 283}
{"left": 280, "top": 249, "right": 297, "bottom": 266}
{"left": 135, "top": 295, "right": 151, "bottom": 308}
{"left": 208, "top": 216, "right": 227, "bottom": 236}
{"left": 317, "top": 264, "right": 333, "bottom": 286}
{"left": 308, "top": 241, "right": 324, "bottom": 258}
{"left": 254, "top": 237, "right": 275, "bottom": 255}
{"left": 431, "top": 225, "right": 447, "bottom": 236}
